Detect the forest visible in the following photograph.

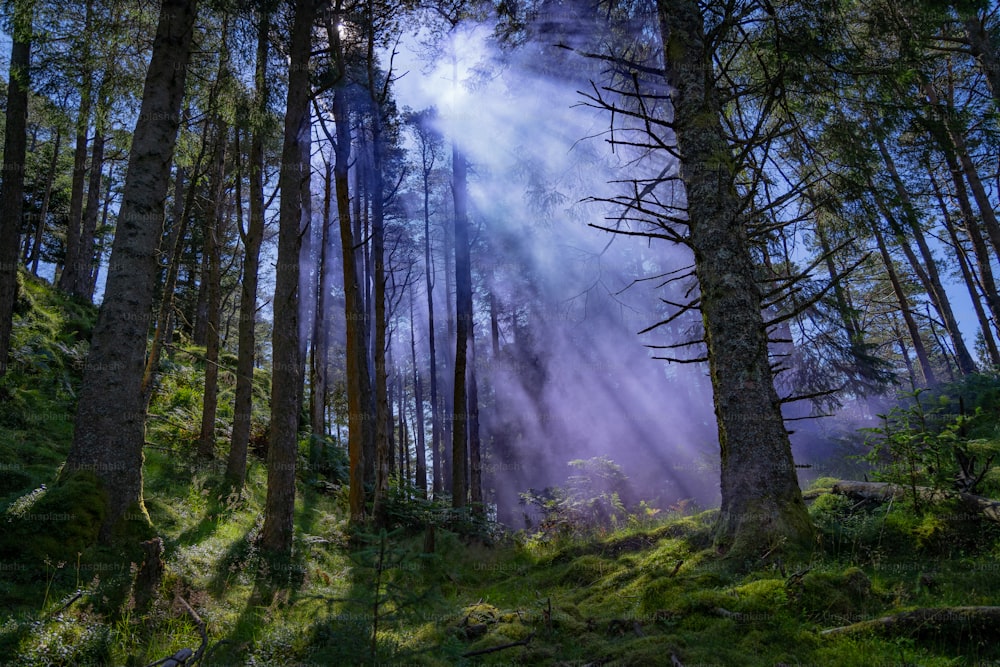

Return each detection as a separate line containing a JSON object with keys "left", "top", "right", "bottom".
{"left": 4, "top": 0, "right": 1000, "bottom": 664}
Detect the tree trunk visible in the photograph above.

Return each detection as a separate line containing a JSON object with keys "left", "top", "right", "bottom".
{"left": 871, "top": 220, "right": 937, "bottom": 386}
{"left": 928, "top": 170, "right": 999, "bottom": 366}
{"left": 0, "top": 0, "right": 33, "bottom": 377}
{"left": 310, "top": 160, "right": 332, "bottom": 449}
{"left": 963, "top": 12, "right": 1000, "bottom": 110}
{"left": 58, "top": 1, "right": 94, "bottom": 296}
{"left": 29, "top": 125, "right": 60, "bottom": 277}
{"left": 197, "top": 120, "right": 227, "bottom": 460}
{"left": 421, "top": 139, "right": 442, "bottom": 496}
{"left": 324, "top": 5, "right": 374, "bottom": 522}
{"left": 62, "top": 0, "right": 198, "bottom": 542}
{"left": 369, "top": 72, "right": 392, "bottom": 526}
{"left": 875, "top": 136, "right": 976, "bottom": 375}
{"left": 260, "top": 0, "right": 314, "bottom": 560}
{"left": 228, "top": 7, "right": 270, "bottom": 488}
{"left": 656, "top": 0, "right": 812, "bottom": 559}
{"left": 451, "top": 145, "right": 470, "bottom": 510}
{"left": 75, "top": 74, "right": 112, "bottom": 301}
{"left": 410, "top": 294, "right": 427, "bottom": 496}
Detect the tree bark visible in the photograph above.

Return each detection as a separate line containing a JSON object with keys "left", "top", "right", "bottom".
{"left": 324, "top": 5, "right": 374, "bottom": 522}
{"left": 227, "top": 6, "right": 270, "bottom": 489}
{"left": 197, "top": 120, "right": 227, "bottom": 460}
{"left": 870, "top": 220, "right": 937, "bottom": 386}
{"left": 963, "top": 11, "right": 1000, "bottom": 110}
{"left": 0, "top": 0, "right": 33, "bottom": 377}
{"left": 58, "top": 0, "right": 94, "bottom": 296}
{"left": 451, "top": 144, "right": 470, "bottom": 510}
{"left": 29, "top": 125, "right": 60, "bottom": 277}
{"left": 62, "top": 0, "right": 198, "bottom": 542}
{"left": 874, "top": 135, "right": 976, "bottom": 375}
{"left": 260, "top": 0, "right": 315, "bottom": 560}
{"left": 656, "top": 0, "right": 812, "bottom": 559}
{"left": 410, "top": 294, "right": 427, "bottom": 496}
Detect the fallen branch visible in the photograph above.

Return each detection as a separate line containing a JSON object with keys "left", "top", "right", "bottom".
{"left": 830, "top": 480, "right": 1000, "bottom": 524}
{"left": 821, "top": 606, "right": 1000, "bottom": 639}
{"left": 46, "top": 590, "right": 83, "bottom": 618}
{"left": 461, "top": 632, "right": 535, "bottom": 658}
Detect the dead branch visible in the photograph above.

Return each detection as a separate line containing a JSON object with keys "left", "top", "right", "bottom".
{"left": 821, "top": 606, "right": 1000, "bottom": 639}
{"left": 461, "top": 632, "right": 536, "bottom": 658}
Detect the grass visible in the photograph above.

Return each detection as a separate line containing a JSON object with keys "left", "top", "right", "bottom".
{"left": 3, "top": 274, "right": 1000, "bottom": 665}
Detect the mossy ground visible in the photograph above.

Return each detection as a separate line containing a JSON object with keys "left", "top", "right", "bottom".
{"left": 3, "top": 276, "right": 1000, "bottom": 665}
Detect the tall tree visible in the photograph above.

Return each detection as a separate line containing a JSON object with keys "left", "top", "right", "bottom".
{"left": 227, "top": 4, "right": 273, "bottom": 489}
{"left": 61, "top": 0, "right": 198, "bottom": 541}
{"left": 0, "top": 0, "right": 34, "bottom": 377}
{"left": 260, "top": 0, "right": 316, "bottom": 559}
{"left": 654, "top": 0, "right": 812, "bottom": 557}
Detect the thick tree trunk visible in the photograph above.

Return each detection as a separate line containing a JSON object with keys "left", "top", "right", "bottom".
{"left": 29, "top": 125, "right": 60, "bottom": 276}
{"left": 260, "top": 0, "right": 314, "bottom": 560}
{"left": 228, "top": 8, "right": 270, "bottom": 489}
{"left": 0, "top": 0, "right": 33, "bottom": 377}
{"left": 451, "top": 145, "right": 471, "bottom": 510}
{"left": 656, "top": 0, "right": 812, "bottom": 559}
{"left": 62, "top": 0, "right": 198, "bottom": 542}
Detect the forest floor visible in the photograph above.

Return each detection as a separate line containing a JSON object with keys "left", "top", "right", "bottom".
{"left": 3, "top": 275, "right": 1000, "bottom": 666}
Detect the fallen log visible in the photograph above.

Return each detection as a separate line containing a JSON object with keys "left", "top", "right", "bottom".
{"left": 821, "top": 606, "right": 1000, "bottom": 640}
{"left": 830, "top": 480, "right": 1000, "bottom": 524}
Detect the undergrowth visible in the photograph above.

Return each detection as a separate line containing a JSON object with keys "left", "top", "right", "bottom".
{"left": 3, "top": 275, "right": 1000, "bottom": 665}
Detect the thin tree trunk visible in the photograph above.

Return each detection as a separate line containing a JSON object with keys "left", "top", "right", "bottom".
{"left": 197, "top": 120, "right": 227, "bottom": 460}
{"left": 410, "top": 294, "right": 427, "bottom": 496}
{"left": 929, "top": 170, "right": 998, "bottom": 366}
{"left": 0, "top": 0, "right": 33, "bottom": 377}
{"left": 310, "top": 160, "right": 333, "bottom": 449}
{"left": 228, "top": 6, "right": 270, "bottom": 489}
{"left": 469, "top": 337, "right": 483, "bottom": 514}
{"left": 451, "top": 144, "right": 470, "bottom": 510}
{"left": 368, "top": 59, "right": 392, "bottom": 526}
{"left": 75, "top": 74, "right": 112, "bottom": 300}
{"left": 656, "top": 0, "right": 812, "bottom": 558}
{"left": 421, "top": 139, "right": 442, "bottom": 496}
{"left": 323, "top": 4, "right": 374, "bottom": 522}
{"left": 875, "top": 136, "right": 976, "bottom": 375}
{"left": 58, "top": 0, "right": 93, "bottom": 296}
{"left": 62, "top": 0, "right": 198, "bottom": 541}
{"left": 260, "top": 0, "right": 314, "bottom": 560}
{"left": 29, "top": 125, "right": 60, "bottom": 276}
{"left": 871, "top": 220, "right": 937, "bottom": 386}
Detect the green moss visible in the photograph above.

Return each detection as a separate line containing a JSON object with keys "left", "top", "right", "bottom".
{"left": 788, "top": 567, "right": 877, "bottom": 622}
{"left": 0, "top": 471, "right": 106, "bottom": 564}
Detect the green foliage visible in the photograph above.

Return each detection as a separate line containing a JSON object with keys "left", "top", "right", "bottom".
{"left": 519, "top": 456, "right": 632, "bottom": 542}
{"left": 861, "top": 378, "right": 1000, "bottom": 501}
